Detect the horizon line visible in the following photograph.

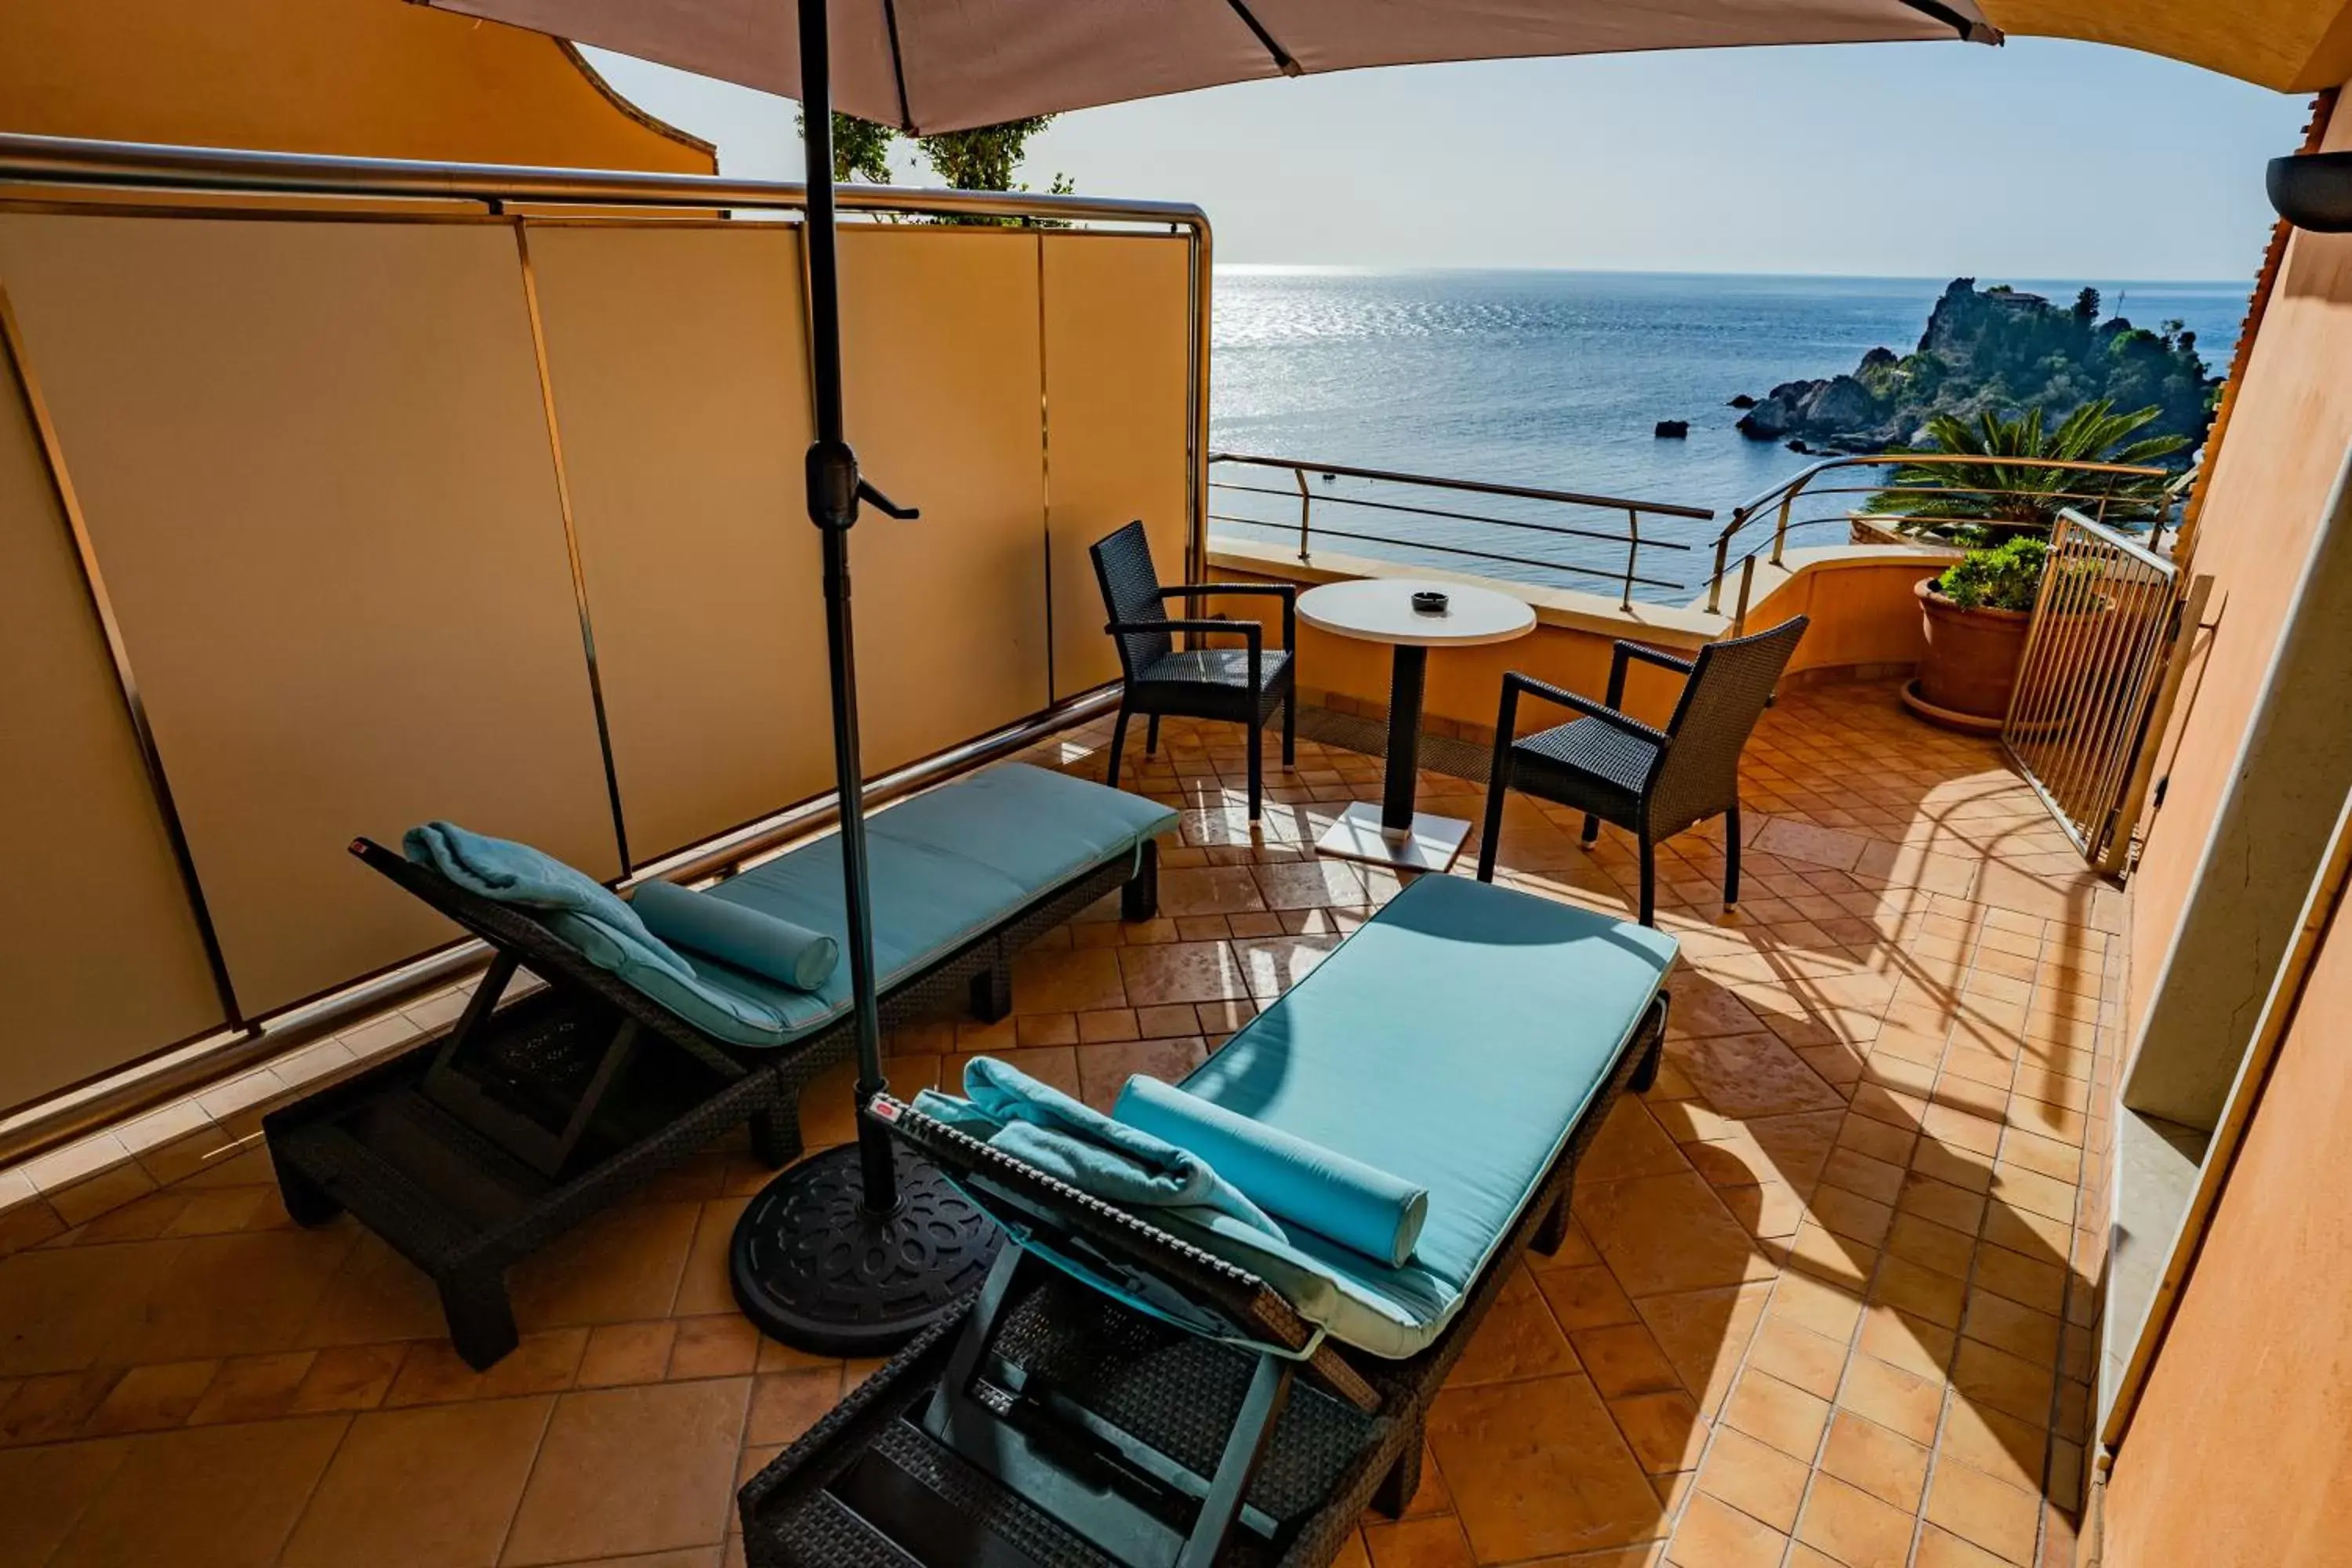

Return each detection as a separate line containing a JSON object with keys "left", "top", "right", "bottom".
{"left": 1212, "top": 263, "right": 2251, "bottom": 288}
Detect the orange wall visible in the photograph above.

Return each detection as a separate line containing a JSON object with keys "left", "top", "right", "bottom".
{"left": 0, "top": 0, "right": 713, "bottom": 173}
{"left": 2103, "top": 867, "right": 2352, "bottom": 1564}
{"left": 2125, "top": 97, "right": 2352, "bottom": 1035}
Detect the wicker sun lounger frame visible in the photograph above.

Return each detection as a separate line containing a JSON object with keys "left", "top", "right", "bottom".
{"left": 263, "top": 833, "right": 1160, "bottom": 1370}
{"left": 739, "top": 988, "right": 1669, "bottom": 1568}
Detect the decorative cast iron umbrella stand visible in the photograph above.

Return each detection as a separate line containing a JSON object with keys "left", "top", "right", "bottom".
{"left": 724, "top": 0, "right": 1003, "bottom": 1353}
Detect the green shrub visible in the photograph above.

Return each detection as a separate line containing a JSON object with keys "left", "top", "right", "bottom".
{"left": 1933, "top": 536, "right": 2049, "bottom": 612}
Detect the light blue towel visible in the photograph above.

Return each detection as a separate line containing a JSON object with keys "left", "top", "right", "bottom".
{"left": 631, "top": 880, "right": 839, "bottom": 993}
{"left": 1116, "top": 1076, "right": 1429, "bottom": 1267}
{"left": 912, "top": 1058, "right": 1283, "bottom": 1240}
{"left": 403, "top": 821, "right": 692, "bottom": 981}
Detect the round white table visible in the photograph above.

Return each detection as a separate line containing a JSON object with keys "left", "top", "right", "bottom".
{"left": 1298, "top": 577, "right": 1537, "bottom": 871}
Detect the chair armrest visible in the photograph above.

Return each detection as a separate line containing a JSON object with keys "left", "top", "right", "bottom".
{"left": 1500, "top": 671, "right": 1669, "bottom": 748}
{"left": 1108, "top": 618, "right": 1262, "bottom": 688}
{"left": 1158, "top": 583, "right": 1296, "bottom": 651}
{"left": 1606, "top": 640, "right": 1697, "bottom": 710}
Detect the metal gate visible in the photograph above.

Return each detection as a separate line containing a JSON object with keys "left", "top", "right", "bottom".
{"left": 2002, "top": 509, "right": 2209, "bottom": 873}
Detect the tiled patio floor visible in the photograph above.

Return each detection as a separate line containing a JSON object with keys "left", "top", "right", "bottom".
{"left": 0, "top": 681, "right": 2116, "bottom": 1568}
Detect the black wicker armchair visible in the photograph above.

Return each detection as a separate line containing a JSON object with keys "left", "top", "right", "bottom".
{"left": 1475, "top": 615, "right": 1808, "bottom": 925}
{"left": 1091, "top": 520, "right": 1297, "bottom": 819}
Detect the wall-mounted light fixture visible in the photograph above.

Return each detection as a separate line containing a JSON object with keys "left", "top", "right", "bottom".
{"left": 2267, "top": 151, "right": 2352, "bottom": 231}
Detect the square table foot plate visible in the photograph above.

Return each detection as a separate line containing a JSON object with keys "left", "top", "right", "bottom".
{"left": 1315, "top": 800, "right": 1472, "bottom": 872}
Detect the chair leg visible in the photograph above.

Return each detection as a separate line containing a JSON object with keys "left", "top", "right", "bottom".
{"left": 440, "top": 1266, "right": 520, "bottom": 1370}
{"left": 1581, "top": 811, "right": 1601, "bottom": 847}
{"left": 1371, "top": 1419, "right": 1426, "bottom": 1519}
{"left": 1723, "top": 804, "right": 1742, "bottom": 909}
{"left": 1282, "top": 691, "right": 1298, "bottom": 768}
{"left": 1638, "top": 838, "right": 1656, "bottom": 927}
{"left": 1530, "top": 1192, "right": 1570, "bottom": 1256}
{"left": 969, "top": 955, "right": 1013, "bottom": 1023}
{"left": 270, "top": 1143, "right": 342, "bottom": 1229}
{"left": 1145, "top": 713, "right": 1161, "bottom": 755}
{"left": 1122, "top": 840, "right": 1160, "bottom": 922}
{"left": 1106, "top": 706, "right": 1131, "bottom": 790}
{"left": 749, "top": 1107, "right": 800, "bottom": 1169}
{"left": 1246, "top": 714, "right": 1263, "bottom": 821}
{"left": 1475, "top": 768, "right": 1508, "bottom": 884}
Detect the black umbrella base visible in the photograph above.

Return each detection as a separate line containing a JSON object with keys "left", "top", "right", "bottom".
{"left": 730, "top": 1142, "right": 1001, "bottom": 1356}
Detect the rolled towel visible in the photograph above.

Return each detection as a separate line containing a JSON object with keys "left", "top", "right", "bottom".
{"left": 630, "top": 880, "right": 840, "bottom": 993}
{"left": 1115, "top": 1076, "right": 1428, "bottom": 1267}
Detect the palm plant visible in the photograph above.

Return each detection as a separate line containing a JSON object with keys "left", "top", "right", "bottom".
{"left": 1863, "top": 400, "right": 2189, "bottom": 540}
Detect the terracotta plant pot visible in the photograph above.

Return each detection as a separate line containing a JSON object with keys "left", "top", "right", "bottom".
{"left": 1912, "top": 579, "right": 2031, "bottom": 726}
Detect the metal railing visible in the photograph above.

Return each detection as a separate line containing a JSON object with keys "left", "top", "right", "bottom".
{"left": 1207, "top": 452, "right": 1713, "bottom": 610}
{"left": 2003, "top": 510, "right": 2208, "bottom": 873}
{"left": 1704, "top": 452, "right": 2176, "bottom": 621}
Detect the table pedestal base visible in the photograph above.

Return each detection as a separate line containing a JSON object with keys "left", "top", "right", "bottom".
{"left": 1315, "top": 800, "right": 1472, "bottom": 873}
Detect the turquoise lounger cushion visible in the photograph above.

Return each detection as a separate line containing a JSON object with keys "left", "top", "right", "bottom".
{"left": 1114, "top": 1076, "right": 1428, "bottom": 1267}
{"left": 631, "top": 880, "right": 838, "bottom": 992}
{"left": 1168, "top": 873, "right": 1678, "bottom": 1359}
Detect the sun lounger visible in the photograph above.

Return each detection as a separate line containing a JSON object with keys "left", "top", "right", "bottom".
{"left": 263, "top": 763, "right": 1176, "bottom": 1368}
{"left": 737, "top": 872, "right": 1678, "bottom": 1568}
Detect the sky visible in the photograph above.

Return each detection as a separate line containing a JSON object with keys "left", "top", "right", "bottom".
{"left": 589, "top": 36, "right": 2309, "bottom": 281}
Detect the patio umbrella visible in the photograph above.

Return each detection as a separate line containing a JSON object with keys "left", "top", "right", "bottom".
{"left": 423, "top": 0, "right": 2000, "bottom": 1356}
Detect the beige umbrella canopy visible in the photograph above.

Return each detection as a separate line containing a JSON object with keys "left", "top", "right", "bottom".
{"left": 426, "top": 0, "right": 2000, "bottom": 135}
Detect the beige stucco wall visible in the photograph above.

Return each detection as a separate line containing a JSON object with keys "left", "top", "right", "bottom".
{"left": 2124, "top": 101, "right": 2352, "bottom": 1045}
{"left": 0, "top": 0, "right": 712, "bottom": 173}
{"left": 2103, "top": 859, "right": 2352, "bottom": 1564}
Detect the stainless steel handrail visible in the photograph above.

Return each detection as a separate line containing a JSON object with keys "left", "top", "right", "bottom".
{"left": 1207, "top": 451, "right": 1713, "bottom": 609}
{"left": 1703, "top": 452, "right": 2175, "bottom": 613}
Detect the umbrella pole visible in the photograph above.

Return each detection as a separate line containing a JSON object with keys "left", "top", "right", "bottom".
{"left": 724, "top": 0, "right": 1002, "bottom": 1354}
{"left": 797, "top": 0, "right": 895, "bottom": 1218}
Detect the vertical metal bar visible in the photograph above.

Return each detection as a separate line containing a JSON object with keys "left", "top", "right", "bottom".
{"left": 1184, "top": 219, "right": 1210, "bottom": 585}
{"left": 1294, "top": 464, "right": 1312, "bottom": 564}
{"left": 1621, "top": 509, "right": 1640, "bottom": 612}
{"left": 1771, "top": 493, "right": 1794, "bottom": 566}
{"left": 514, "top": 221, "right": 633, "bottom": 873}
{"left": 2037, "top": 534, "right": 2117, "bottom": 833}
{"left": 2059, "top": 539, "right": 2146, "bottom": 832}
{"left": 0, "top": 281, "right": 246, "bottom": 1029}
{"left": 1035, "top": 230, "right": 1056, "bottom": 702}
{"left": 1708, "top": 528, "right": 1732, "bottom": 615}
{"left": 2103, "top": 574, "right": 2211, "bottom": 873}
{"left": 1733, "top": 554, "right": 1757, "bottom": 638}
{"left": 1999, "top": 513, "right": 2075, "bottom": 750}
{"left": 2083, "top": 560, "right": 2180, "bottom": 861}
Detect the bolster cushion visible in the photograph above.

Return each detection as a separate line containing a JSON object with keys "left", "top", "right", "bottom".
{"left": 631, "top": 880, "right": 840, "bottom": 993}
{"left": 1116, "top": 1075, "right": 1429, "bottom": 1267}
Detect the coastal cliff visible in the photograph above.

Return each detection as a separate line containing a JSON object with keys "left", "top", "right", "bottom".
{"left": 1735, "top": 278, "right": 2219, "bottom": 457}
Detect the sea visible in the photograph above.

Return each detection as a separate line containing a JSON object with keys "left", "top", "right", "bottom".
{"left": 1207, "top": 270, "right": 2252, "bottom": 604}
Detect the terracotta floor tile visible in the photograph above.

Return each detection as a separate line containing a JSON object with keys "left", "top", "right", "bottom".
{"left": 1637, "top": 1282, "right": 1772, "bottom": 1418}
{"left": 283, "top": 1394, "right": 552, "bottom": 1568}
{"left": 1575, "top": 1174, "right": 1771, "bottom": 1298}
{"left": 1431, "top": 1272, "right": 1569, "bottom": 1390}
{"left": 1116, "top": 941, "right": 1250, "bottom": 1006}
{"left": 289, "top": 1342, "right": 406, "bottom": 1414}
{"left": 1722, "top": 1369, "right": 1831, "bottom": 1460}
{"left": 1838, "top": 1353, "right": 1946, "bottom": 1446}
{"left": 1074, "top": 1036, "right": 1208, "bottom": 1110}
{"left": 667, "top": 1314, "right": 761, "bottom": 1379}
{"left": 187, "top": 1350, "right": 315, "bottom": 1425}
{"left": 746, "top": 1367, "right": 844, "bottom": 1446}
{"left": 1156, "top": 865, "right": 1269, "bottom": 916}
{"left": 1963, "top": 1290, "right": 2062, "bottom": 1370}
{"left": 504, "top": 1377, "right": 751, "bottom": 1564}
{"left": 1940, "top": 1399, "right": 2049, "bottom": 1493}
{"left": 1229, "top": 933, "right": 1345, "bottom": 1001}
{"left": 1427, "top": 1374, "right": 1664, "bottom": 1560}
{"left": 0, "top": 1242, "right": 181, "bottom": 1377}
{"left": 511, "top": 1202, "right": 699, "bottom": 1330}
{"left": 1608, "top": 1388, "right": 1707, "bottom": 1473}
{"left": 1695, "top": 1425, "right": 1810, "bottom": 1532}
{"left": 80, "top": 1358, "right": 219, "bottom": 1436}
{"left": 1858, "top": 1306, "right": 1958, "bottom": 1380}
{"left": 1766, "top": 1271, "right": 1864, "bottom": 1344}
{"left": 1972, "top": 1244, "right": 2068, "bottom": 1316}
{"left": 1926, "top": 1456, "right": 2044, "bottom": 1565}
{"left": 1667, "top": 1035, "right": 1846, "bottom": 1119}
{"left": 1009, "top": 942, "right": 1128, "bottom": 1016}
{"left": 1572, "top": 1323, "right": 1682, "bottom": 1399}
{"left": 48, "top": 1415, "right": 348, "bottom": 1568}
{"left": 1580, "top": 1099, "right": 1695, "bottom": 1183}
{"left": 1359, "top": 1514, "right": 1475, "bottom": 1567}
{"left": 578, "top": 1321, "right": 679, "bottom": 1388}
{"left": 385, "top": 1328, "right": 585, "bottom": 1407}
{"left": 1537, "top": 1265, "right": 1642, "bottom": 1331}
{"left": 1951, "top": 1338, "right": 2056, "bottom": 1428}
{"left": 1667, "top": 1492, "right": 1788, "bottom": 1568}
{"left": 1796, "top": 1472, "right": 1918, "bottom": 1568}
{"left": 0, "top": 1438, "right": 129, "bottom": 1566}
{"left": 1819, "top": 1408, "right": 1929, "bottom": 1513}
{"left": 1918, "top": 1525, "right": 2018, "bottom": 1568}
{"left": 299, "top": 1232, "right": 450, "bottom": 1348}
{"left": 0, "top": 1370, "right": 125, "bottom": 1445}
{"left": 1746, "top": 1317, "right": 1847, "bottom": 1401}
{"left": 1886, "top": 1212, "right": 1978, "bottom": 1281}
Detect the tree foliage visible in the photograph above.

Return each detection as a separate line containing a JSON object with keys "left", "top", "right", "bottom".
{"left": 795, "top": 110, "right": 897, "bottom": 184}
{"left": 1864, "top": 400, "right": 2189, "bottom": 539}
